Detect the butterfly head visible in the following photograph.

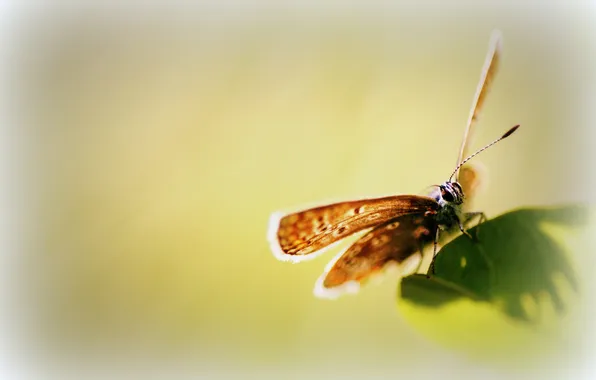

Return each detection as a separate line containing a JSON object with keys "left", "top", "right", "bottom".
{"left": 440, "top": 125, "right": 520, "bottom": 206}
{"left": 437, "top": 181, "right": 464, "bottom": 205}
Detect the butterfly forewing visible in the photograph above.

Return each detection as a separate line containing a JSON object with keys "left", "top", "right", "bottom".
{"left": 314, "top": 213, "right": 438, "bottom": 299}
{"left": 268, "top": 195, "right": 439, "bottom": 262}
{"left": 455, "top": 30, "right": 502, "bottom": 181}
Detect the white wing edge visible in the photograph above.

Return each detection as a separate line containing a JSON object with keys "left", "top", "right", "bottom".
{"left": 313, "top": 247, "right": 423, "bottom": 300}
{"left": 267, "top": 211, "right": 343, "bottom": 263}
{"left": 457, "top": 29, "right": 503, "bottom": 174}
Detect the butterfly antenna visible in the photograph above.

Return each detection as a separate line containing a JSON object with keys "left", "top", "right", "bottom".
{"left": 448, "top": 124, "right": 520, "bottom": 182}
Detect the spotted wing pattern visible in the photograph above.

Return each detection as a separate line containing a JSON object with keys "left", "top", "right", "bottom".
{"left": 315, "top": 213, "right": 438, "bottom": 298}
{"left": 268, "top": 195, "right": 439, "bottom": 262}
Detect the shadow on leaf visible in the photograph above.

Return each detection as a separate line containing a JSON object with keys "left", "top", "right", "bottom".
{"left": 400, "top": 205, "right": 587, "bottom": 323}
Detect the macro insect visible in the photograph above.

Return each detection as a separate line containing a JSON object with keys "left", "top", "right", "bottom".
{"left": 267, "top": 31, "right": 519, "bottom": 299}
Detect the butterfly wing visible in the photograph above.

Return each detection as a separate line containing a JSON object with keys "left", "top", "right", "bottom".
{"left": 314, "top": 213, "right": 438, "bottom": 299}
{"left": 455, "top": 30, "right": 502, "bottom": 182}
{"left": 268, "top": 195, "right": 439, "bottom": 262}
{"left": 459, "top": 163, "right": 484, "bottom": 212}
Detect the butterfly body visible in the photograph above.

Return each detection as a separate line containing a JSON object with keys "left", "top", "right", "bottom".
{"left": 431, "top": 181, "right": 466, "bottom": 231}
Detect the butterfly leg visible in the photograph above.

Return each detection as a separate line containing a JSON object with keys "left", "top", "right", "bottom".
{"left": 432, "top": 228, "right": 440, "bottom": 258}
{"left": 428, "top": 214, "right": 486, "bottom": 277}
{"left": 412, "top": 241, "right": 426, "bottom": 274}
{"left": 464, "top": 212, "right": 494, "bottom": 277}
{"left": 463, "top": 211, "right": 487, "bottom": 240}
{"left": 459, "top": 223, "right": 474, "bottom": 240}
{"left": 427, "top": 228, "right": 441, "bottom": 277}
{"left": 465, "top": 211, "right": 487, "bottom": 225}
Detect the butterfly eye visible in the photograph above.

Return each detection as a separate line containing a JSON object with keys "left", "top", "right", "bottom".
{"left": 441, "top": 187, "right": 455, "bottom": 202}
{"left": 452, "top": 182, "right": 463, "bottom": 193}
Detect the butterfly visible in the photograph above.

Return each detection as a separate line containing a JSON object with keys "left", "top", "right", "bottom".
{"left": 267, "top": 30, "right": 519, "bottom": 299}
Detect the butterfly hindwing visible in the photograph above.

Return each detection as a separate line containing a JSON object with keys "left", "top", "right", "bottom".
{"left": 314, "top": 213, "right": 438, "bottom": 299}
{"left": 459, "top": 163, "right": 484, "bottom": 212}
{"left": 268, "top": 195, "right": 439, "bottom": 262}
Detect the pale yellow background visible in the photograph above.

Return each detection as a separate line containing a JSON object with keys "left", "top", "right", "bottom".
{"left": 5, "top": 3, "right": 596, "bottom": 379}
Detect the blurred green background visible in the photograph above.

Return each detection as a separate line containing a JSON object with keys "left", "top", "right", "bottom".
{"left": 7, "top": 2, "right": 596, "bottom": 379}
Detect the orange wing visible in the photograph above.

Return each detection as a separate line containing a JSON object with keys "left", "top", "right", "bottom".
{"left": 314, "top": 213, "right": 437, "bottom": 299}
{"left": 459, "top": 163, "right": 484, "bottom": 212}
{"left": 268, "top": 195, "right": 438, "bottom": 262}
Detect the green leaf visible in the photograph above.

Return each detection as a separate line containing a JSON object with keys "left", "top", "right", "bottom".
{"left": 397, "top": 205, "right": 590, "bottom": 364}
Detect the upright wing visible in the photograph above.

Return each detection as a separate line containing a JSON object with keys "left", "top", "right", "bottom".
{"left": 314, "top": 213, "right": 438, "bottom": 299}
{"left": 455, "top": 30, "right": 502, "bottom": 181}
{"left": 268, "top": 195, "right": 438, "bottom": 262}
{"left": 459, "top": 163, "right": 483, "bottom": 212}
